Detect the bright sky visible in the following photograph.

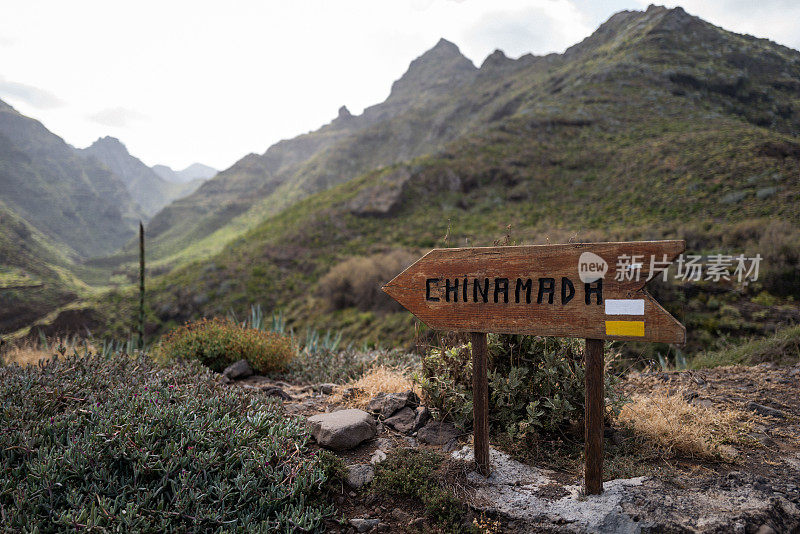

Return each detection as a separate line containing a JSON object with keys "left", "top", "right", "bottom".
{"left": 1, "top": 0, "right": 798, "bottom": 171}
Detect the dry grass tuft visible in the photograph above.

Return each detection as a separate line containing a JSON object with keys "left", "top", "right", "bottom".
{"left": 3, "top": 343, "right": 57, "bottom": 366}
{"left": 333, "top": 365, "right": 414, "bottom": 408}
{"left": 2, "top": 339, "right": 96, "bottom": 367}
{"left": 617, "top": 391, "right": 752, "bottom": 461}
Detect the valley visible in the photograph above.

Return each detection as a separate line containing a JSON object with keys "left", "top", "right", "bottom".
{"left": 2, "top": 5, "right": 800, "bottom": 532}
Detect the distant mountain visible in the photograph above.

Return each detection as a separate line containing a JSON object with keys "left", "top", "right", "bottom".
{"left": 131, "top": 5, "right": 800, "bottom": 348}
{"left": 152, "top": 162, "right": 216, "bottom": 183}
{"left": 96, "top": 6, "right": 800, "bottom": 278}
{"left": 0, "top": 100, "right": 147, "bottom": 332}
{"left": 80, "top": 137, "right": 203, "bottom": 218}
{"left": 0, "top": 100, "right": 141, "bottom": 258}
{"left": 111, "top": 37, "right": 503, "bottom": 267}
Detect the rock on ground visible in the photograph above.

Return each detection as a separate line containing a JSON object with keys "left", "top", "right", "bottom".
{"left": 222, "top": 359, "right": 253, "bottom": 380}
{"left": 417, "top": 420, "right": 460, "bottom": 445}
{"left": 384, "top": 407, "right": 417, "bottom": 433}
{"left": 346, "top": 464, "right": 375, "bottom": 489}
{"left": 452, "top": 446, "right": 800, "bottom": 533}
{"left": 367, "top": 390, "right": 419, "bottom": 418}
{"left": 260, "top": 386, "right": 292, "bottom": 400}
{"left": 370, "top": 450, "right": 387, "bottom": 465}
{"left": 349, "top": 518, "right": 380, "bottom": 532}
{"left": 307, "top": 409, "right": 376, "bottom": 451}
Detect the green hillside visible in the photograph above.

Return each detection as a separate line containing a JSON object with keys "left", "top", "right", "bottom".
{"left": 0, "top": 101, "right": 142, "bottom": 259}
{"left": 22, "top": 6, "right": 800, "bottom": 355}
{"left": 95, "top": 6, "right": 793, "bottom": 353}
{"left": 0, "top": 203, "right": 88, "bottom": 333}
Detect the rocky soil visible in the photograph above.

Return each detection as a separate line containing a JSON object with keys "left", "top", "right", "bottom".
{"left": 221, "top": 360, "right": 800, "bottom": 533}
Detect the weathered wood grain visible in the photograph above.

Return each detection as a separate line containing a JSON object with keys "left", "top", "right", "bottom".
{"left": 382, "top": 241, "right": 686, "bottom": 344}
{"left": 584, "top": 338, "right": 605, "bottom": 495}
{"left": 471, "top": 332, "right": 490, "bottom": 476}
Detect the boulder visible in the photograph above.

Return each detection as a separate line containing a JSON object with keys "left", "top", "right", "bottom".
{"left": 384, "top": 407, "right": 416, "bottom": 433}
{"left": 348, "top": 168, "right": 412, "bottom": 217}
{"left": 223, "top": 359, "right": 253, "bottom": 380}
{"left": 367, "top": 390, "right": 419, "bottom": 418}
{"left": 346, "top": 464, "right": 375, "bottom": 489}
{"left": 418, "top": 420, "right": 460, "bottom": 446}
{"left": 385, "top": 405, "right": 430, "bottom": 434}
{"left": 414, "top": 406, "right": 430, "bottom": 430}
{"left": 308, "top": 409, "right": 377, "bottom": 451}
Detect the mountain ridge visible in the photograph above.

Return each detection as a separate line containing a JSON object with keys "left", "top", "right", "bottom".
{"left": 152, "top": 162, "right": 216, "bottom": 184}
{"left": 80, "top": 137, "right": 204, "bottom": 218}
{"left": 0, "top": 101, "right": 141, "bottom": 258}
{"left": 130, "top": 4, "right": 799, "bottom": 348}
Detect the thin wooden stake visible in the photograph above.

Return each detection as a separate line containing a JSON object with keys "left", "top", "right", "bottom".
{"left": 584, "top": 338, "right": 604, "bottom": 495}
{"left": 137, "top": 221, "right": 145, "bottom": 351}
{"left": 471, "top": 331, "right": 490, "bottom": 476}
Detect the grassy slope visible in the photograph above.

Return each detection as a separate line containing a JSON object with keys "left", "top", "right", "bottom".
{"left": 691, "top": 324, "right": 800, "bottom": 368}
{"left": 76, "top": 8, "right": 800, "bottom": 356}
{"left": 0, "top": 103, "right": 141, "bottom": 259}
{"left": 0, "top": 203, "right": 89, "bottom": 333}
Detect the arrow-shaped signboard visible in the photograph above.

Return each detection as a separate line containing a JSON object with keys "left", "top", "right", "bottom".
{"left": 383, "top": 240, "right": 686, "bottom": 494}
{"left": 382, "top": 240, "right": 685, "bottom": 344}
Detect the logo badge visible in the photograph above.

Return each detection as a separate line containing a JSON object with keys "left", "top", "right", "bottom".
{"left": 578, "top": 252, "right": 608, "bottom": 283}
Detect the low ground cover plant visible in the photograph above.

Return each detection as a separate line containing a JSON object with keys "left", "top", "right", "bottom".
{"left": 0, "top": 352, "right": 331, "bottom": 532}
{"left": 372, "top": 448, "right": 471, "bottom": 531}
{"left": 158, "top": 317, "right": 295, "bottom": 373}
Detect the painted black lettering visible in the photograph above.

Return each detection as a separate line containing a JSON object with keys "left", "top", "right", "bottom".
{"left": 494, "top": 278, "right": 509, "bottom": 303}
{"left": 426, "top": 278, "right": 440, "bottom": 301}
{"left": 515, "top": 278, "right": 532, "bottom": 304}
{"left": 585, "top": 279, "right": 603, "bottom": 305}
{"left": 462, "top": 277, "right": 468, "bottom": 302}
{"left": 561, "top": 277, "right": 575, "bottom": 305}
{"left": 445, "top": 278, "right": 459, "bottom": 302}
{"left": 537, "top": 277, "right": 555, "bottom": 304}
{"left": 473, "top": 278, "right": 489, "bottom": 303}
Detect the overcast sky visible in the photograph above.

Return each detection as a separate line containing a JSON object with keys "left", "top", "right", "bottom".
{"left": 1, "top": 0, "right": 798, "bottom": 171}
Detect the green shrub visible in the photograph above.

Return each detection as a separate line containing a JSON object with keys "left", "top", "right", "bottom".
{"left": 158, "top": 317, "right": 295, "bottom": 373}
{"left": 417, "top": 335, "right": 623, "bottom": 439}
{"left": 757, "top": 220, "right": 800, "bottom": 299}
{"left": 372, "top": 449, "right": 468, "bottom": 530}
{"left": 0, "top": 352, "right": 331, "bottom": 532}
{"left": 317, "top": 250, "right": 417, "bottom": 312}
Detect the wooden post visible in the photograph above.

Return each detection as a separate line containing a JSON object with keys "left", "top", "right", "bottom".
{"left": 137, "top": 221, "right": 145, "bottom": 351}
{"left": 584, "top": 338, "right": 604, "bottom": 495}
{"left": 471, "top": 331, "right": 490, "bottom": 476}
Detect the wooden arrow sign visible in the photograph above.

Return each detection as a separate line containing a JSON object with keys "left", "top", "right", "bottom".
{"left": 382, "top": 240, "right": 685, "bottom": 344}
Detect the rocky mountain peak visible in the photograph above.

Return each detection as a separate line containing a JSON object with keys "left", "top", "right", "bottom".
{"left": 337, "top": 105, "right": 352, "bottom": 120}
{"left": 387, "top": 37, "right": 476, "bottom": 102}
{"left": 0, "top": 99, "right": 16, "bottom": 113}
{"left": 88, "top": 136, "right": 130, "bottom": 156}
{"left": 480, "top": 49, "right": 513, "bottom": 70}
